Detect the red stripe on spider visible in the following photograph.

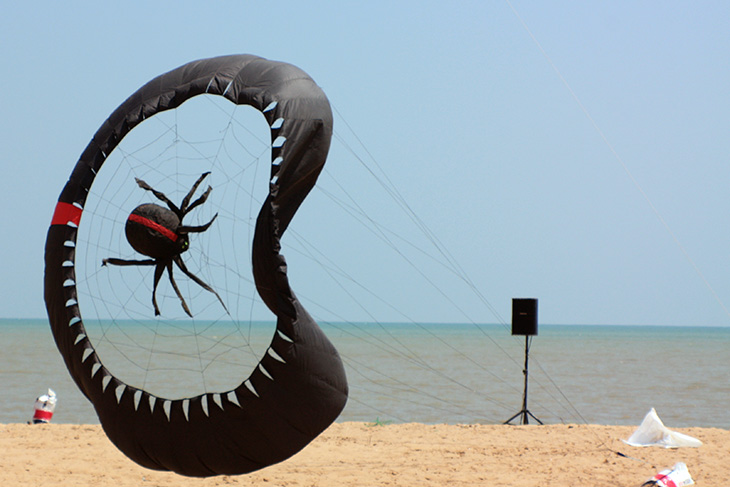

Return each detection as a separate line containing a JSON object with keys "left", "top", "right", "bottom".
{"left": 128, "top": 213, "right": 178, "bottom": 242}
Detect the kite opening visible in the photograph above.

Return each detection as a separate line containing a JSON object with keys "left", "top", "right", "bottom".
{"left": 75, "top": 94, "right": 275, "bottom": 400}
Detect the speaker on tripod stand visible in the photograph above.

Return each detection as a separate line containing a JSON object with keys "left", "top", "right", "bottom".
{"left": 504, "top": 298, "right": 543, "bottom": 425}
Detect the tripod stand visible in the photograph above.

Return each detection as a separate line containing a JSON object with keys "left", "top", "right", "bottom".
{"left": 504, "top": 335, "right": 542, "bottom": 425}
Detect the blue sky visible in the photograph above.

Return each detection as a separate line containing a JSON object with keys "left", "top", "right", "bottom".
{"left": 2, "top": 1, "right": 729, "bottom": 326}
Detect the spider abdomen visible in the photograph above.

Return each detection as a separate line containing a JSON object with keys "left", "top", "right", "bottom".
{"left": 125, "top": 203, "right": 181, "bottom": 259}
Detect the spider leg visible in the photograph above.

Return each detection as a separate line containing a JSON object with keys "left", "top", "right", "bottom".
{"left": 135, "top": 177, "right": 182, "bottom": 216}
{"left": 180, "top": 172, "right": 211, "bottom": 215}
{"left": 178, "top": 213, "right": 218, "bottom": 234}
{"left": 102, "top": 257, "right": 156, "bottom": 266}
{"left": 166, "top": 261, "right": 193, "bottom": 317}
{"left": 183, "top": 186, "right": 212, "bottom": 217}
{"left": 174, "top": 256, "right": 228, "bottom": 314}
{"left": 151, "top": 262, "right": 166, "bottom": 316}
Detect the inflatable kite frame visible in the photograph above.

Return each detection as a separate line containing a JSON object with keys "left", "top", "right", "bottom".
{"left": 44, "top": 55, "right": 348, "bottom": 477}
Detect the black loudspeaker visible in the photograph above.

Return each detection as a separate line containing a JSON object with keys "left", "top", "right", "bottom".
{"left": 512, "top": 298, "right": 538, "bottom": 336}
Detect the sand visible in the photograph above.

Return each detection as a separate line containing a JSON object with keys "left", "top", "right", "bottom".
{"left": 1, "top": 422, "right": 727, "bottom": 486}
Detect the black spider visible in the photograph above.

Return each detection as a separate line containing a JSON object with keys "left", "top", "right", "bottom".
{"left": 102, "top": 172, "right": 227, "bottom": 317}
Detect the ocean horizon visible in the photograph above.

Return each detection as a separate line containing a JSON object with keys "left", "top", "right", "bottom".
{"left": 2, "top": 318, "right": 728, "bottom": 429}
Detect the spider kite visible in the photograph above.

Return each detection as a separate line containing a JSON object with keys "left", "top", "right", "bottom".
{"left": 102, "top": 172, "right": 227, "bottom": 317}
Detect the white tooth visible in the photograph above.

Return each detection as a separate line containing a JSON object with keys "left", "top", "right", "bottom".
{"left": 115, "top": 384, "right": 126, "bottom": 404}
{"left": 162, "top": 400, "right": 171, "bottom": 421}
{"left": 226, "top": 391, "right": 242, "bottom": 408}
{"left": 182, "top": 399, "right": 190, "bottom": 421}
{"left": 212, "top": 394, "right": 223, "bottom": 411}
{"left": 244, "top": 380, "right": 259, "bottom": 398}
{"left": 258, "top": 364, "right": 273, "bottom": 380}
{"left": 267, "top": 348, "right": 286, "bottom": 363}
{"left": 277, "top": 330, "right": 293, "bottom": 342}
{"left": 222, "top": 80, "right": 234, "bottom": 96}
{"left": 201, "top": 395, "right": 210, "bottom": 417}
{"left": 102, "top": 375, "right": 112, "bottom": 392}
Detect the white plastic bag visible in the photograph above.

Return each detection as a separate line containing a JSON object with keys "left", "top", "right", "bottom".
{"left": 624, "top": 408, "right": 701, "bottom": 448}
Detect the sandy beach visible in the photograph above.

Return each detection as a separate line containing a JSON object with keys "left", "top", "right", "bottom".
{"left": 1, "top": 422, "right": 727, "bottom": 486}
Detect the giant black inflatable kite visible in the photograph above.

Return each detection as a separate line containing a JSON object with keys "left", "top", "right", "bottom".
{"left": 44, "top": 55, "right": 348, "bottom": 476}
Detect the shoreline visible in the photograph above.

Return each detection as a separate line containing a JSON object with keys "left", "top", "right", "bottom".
{"left": 2, "top": 422, "right": 727, "bottom": 486}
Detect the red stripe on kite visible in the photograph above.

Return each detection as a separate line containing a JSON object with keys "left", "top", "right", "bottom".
{"left": 51, "top": 202, "right": 83, "bottom": 226}
{"left": 128, "top": 213, "right": 178, "bottom": 242}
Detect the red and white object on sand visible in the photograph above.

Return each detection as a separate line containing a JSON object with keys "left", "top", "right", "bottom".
{"left": 32, "top": 389, "right": 57, "bottom": 424}
{"left": 642, "top": 462, "right": 695, "bottom": 487}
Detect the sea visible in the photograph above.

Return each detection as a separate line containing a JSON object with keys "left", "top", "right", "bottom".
{"left": 2, "top": 318, "right": 729, "bottom": 429}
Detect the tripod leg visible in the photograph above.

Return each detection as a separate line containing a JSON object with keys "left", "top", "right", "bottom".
{"left": 504, "top": 411, "right": 523, "bottom": 425}
{"left": 526, "top": 410, "right": 543, "bottom": 425}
